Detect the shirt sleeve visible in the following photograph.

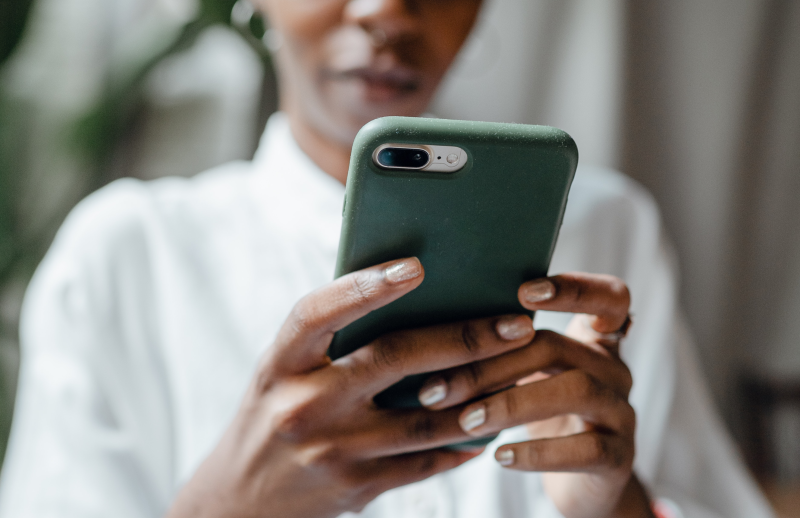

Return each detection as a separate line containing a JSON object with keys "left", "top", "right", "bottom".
{"left": 0, "top": 180, "right": 175, "bottom": 518}
{"left": 581, "top": 171, "right": 775, "bottom": 518}
{"left": 645, "top": 315, "right": 776, "bottom": 518}
{"left": 535, "top": 168, "right": 775, "bottom": 518}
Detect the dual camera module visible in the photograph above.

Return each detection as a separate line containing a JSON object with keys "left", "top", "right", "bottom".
{"left": 377, "top": 147, "right": 430, "bottom": 169}
{"left": 373, "top": 144, "right": 467, "bottom": 173}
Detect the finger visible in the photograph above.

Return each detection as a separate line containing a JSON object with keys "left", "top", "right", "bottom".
{"left": 333, "top": 314, "right": 535, "bottom": 396}
{"left": 494, "top": 432, "right": 633, "bottom": 473}
{"left": 565, "top": 314, "right": 627, "bottom": 358}
{"left": 518, "top": 273, "right": 630, "bottom": 333}
{"left": 343, "top": 406, "right": 477, "bottom": 458}
{"left": 357, "top": 448, "right": 483, "bottom": 499}
{"left": 418, "top": 330, "right": 633, "bottom": 409}
{"left": 456, "top": 370, "right": 636, "bottom": 438}
{"left": 264, "top": 258, "right": 424, "bottom": 377}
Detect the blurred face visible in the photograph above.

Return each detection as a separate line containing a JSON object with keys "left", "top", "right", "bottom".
{"left": 258, "top": 0, "right": 483, "bottom": 146}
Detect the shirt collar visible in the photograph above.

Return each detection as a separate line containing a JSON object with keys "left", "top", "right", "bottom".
{"left": 252, "top": 111, "right": 346, "bottom": 201}
{"left": 249, "top": 112, "right": 345, "bottom": 250}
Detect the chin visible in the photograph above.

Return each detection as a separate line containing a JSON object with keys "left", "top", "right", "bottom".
{"left": 328, "top": 82, "right": 430, "bottom": 133}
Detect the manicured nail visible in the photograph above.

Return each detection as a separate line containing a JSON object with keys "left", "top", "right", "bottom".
{"left": 419, "top": 377, "right": 447, "bottom": 406}
{"left": 460, "top": 406, "right": 486, "bottom": 432}
{"left": 384, "top": 258, "right": 422, "bottom": 284}
{"left": 497, "top": 449, "right": 515, "bottom": 466}
{"left": 496, "top": 315, "right": 533, "bottom": 340}
{"left": 521, "top": 279, "right": 555, "bottom": 304}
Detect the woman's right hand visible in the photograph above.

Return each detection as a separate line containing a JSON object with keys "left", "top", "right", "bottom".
{"left": 166, "top": 257, "right": 536, "bottom": 518}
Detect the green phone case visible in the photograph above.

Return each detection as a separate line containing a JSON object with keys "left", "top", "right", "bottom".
{"left": 329, "top": 116, "right": 577, "bottom": 445}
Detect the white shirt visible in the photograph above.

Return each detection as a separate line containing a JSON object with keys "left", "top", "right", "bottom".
{"left": 0, "top": 114, "right": 775, "bottom": 518}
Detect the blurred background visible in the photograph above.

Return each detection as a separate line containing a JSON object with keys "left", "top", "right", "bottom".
{"left": 0, "top": 0, "right": 798, "bottom": 514}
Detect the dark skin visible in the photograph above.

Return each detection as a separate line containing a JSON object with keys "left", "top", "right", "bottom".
{"left": 267, "top": 0, "right": 480, "bottom": 183}
{"left": 166, "top": 1, "right": 655, "bottom": 517}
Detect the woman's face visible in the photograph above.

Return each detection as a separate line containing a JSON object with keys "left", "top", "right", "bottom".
{"left": 258, "top": 0, "right": 483, "bottom": 145}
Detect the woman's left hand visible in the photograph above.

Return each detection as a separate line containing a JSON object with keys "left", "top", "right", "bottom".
{"left": 418, "top": 272, "right": 654, "bottom": 518}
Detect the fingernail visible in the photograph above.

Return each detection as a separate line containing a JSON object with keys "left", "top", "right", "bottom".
{"left": 419, "top": 377, "right": 447, "bottom": 406}
{"left": 497, "top": 449, "right": 515, "bottom": 466}
{"left": 521, "top": 279, "right": 555, "bottom": 304}
{"left": 496, "top": 315, "right": 533, "bottom": 340}
{"left": 460, "top": 406, "right": 486, "bottom": 432}
{"left": 384, "top": 258, "right": 422, "bottom": 284}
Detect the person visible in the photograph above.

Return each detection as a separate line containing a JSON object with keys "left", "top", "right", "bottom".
{"left": 0, "top": 1, "right": 776, "bottom": 517}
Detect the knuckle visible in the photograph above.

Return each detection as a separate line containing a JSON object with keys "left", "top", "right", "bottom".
{"left": 621, "top": 402, "right": 637, "bottom": 435}
{"left": 464, "top": 361, "right": 484, "bottom": 389}
{"left": 571, "top": 371, "right": 603, "bottom": 401}
{"left": 568, "top": 277, "right": 585, "bottom": 304}
{"left": 501, "top": 391, "right": 518, "bottom": 422}
{"left": 521, "top": 444, "right": 541, "bottom": 467}
{"left": 288, "top": 299, "right": 318, "bottom": 337}
{"left": 406, "top": 412, "right": 437, "bottom": 442}
{"left": 607, "top": 277, "right": 631, "bottom": 307}
{"left": 370, "top": 333, "right": 406, "bottom": 372}
{"left": 399, "top": 453, "right": 443, "bottom": 487}
{"left": 537, "top": 331, "right": 564, "bottom": 362}
{"left": 273, "top": 407, "right": 311, "bottom": 441}
{"left": 253, "top": 356, "right": 278, "bottom": 394}
{"left": 328, "top": 366, "right": 355, "bottom": 396}
{"left": 271, "top": 394, "right": 320, "bottom": 441}
{"left": 254, "top": 369, "right": 274, "bottom": 395}
{"left": 609, "top": 437, "right": 632, "bottom": 469}
{"left": 618, "top": 362, "right": 634, "bottom": 395}
{"left": 584, "top": 433, "right": 611, "bottom": 465}
{"left": 304, "top": 442, "right": 346, "bottom": 470}
{"left": 347, "top": 273, "right": 380, "bottom": 307}
{"left": 458, "top": 321, "right": 482, "bottom": 354}
{"left": 415, "top": 451, "right": 439, "bottom": 476}
{"left": 344, "top": 345, "right": 382, "bottom": 382}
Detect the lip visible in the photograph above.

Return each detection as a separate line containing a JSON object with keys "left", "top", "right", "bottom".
{"left": 325, "top": 65, "right": 422, "bottom": 99}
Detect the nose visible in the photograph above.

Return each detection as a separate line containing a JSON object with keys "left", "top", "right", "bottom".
{"left": 344, "top": 0, "right": 419, "bottom": 45}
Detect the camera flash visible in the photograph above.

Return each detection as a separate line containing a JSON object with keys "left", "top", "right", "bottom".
{"left": 446, "top": 153, "right": 459, "bottom": 164}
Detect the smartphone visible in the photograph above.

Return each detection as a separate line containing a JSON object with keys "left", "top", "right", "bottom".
{"left": 329, "top": 116, "right": 577, "bottom": 444}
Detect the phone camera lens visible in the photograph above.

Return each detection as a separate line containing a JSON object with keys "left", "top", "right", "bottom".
{"left": 377, "top": 147, "right": 430, "bottom": 169}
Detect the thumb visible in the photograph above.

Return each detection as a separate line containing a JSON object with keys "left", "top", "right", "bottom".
{"left": 263, "top": 257, "right": 425, "bottom": 376}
